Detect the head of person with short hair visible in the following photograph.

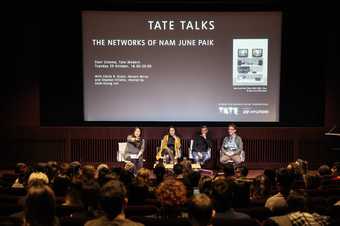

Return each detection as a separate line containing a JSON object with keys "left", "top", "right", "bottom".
{"left": 180, "top": 159, "right": 193, "bottom": 176}
{"left": 318, "top": 164, "right": 331, "bottom": 176}
{"left": 276, "top": 168, "right": 295, "bottom": 195}
{"left": 173, "top": 163, "right": 184, "bottom": 177}
{"left": 59, "top": 162, "right": 70, "bottom": 176}
{"left": 199, "top": 175, "right": 213, "bottom": 196}
{"left": 227, "top": 123, "right": 237, "bottom": 136}
{"left": 99, "top": 180, "right": 127, "bottom": 219}
{"left": 81, "top": 164, "right": 96, "bottom": 181}
{"left": 237, "top": 165, "right": 248, "bottom": 178}
{"left": 85, "top": 180, "right": 143, "bottom": 226}
{"left": 188, "top": 194, "right": 213, "bottom": 226}
{"left": 68, "top": 161, "right": 81, "bottom": 179}
{"left": 24, "top": 183, "right": 57, "bottom": 226}
{"left": 28, "top": 172, "right": 49, "bottom": 186}
{"left": 211, "top": 179, "right": 233, "bottom": 212}
{"left": 287, "top": 193, "right": 305, "bottom": 213}
{"left": 12, "top": 163, "right": 30, "bottom": 188}
{"left": 200, "top": 125, "right": 209, "bottom": 137}
{"left": 153, "top": 163, "right": 166, "bottom": 185}
{"left": 223, "top": 163, "right": 235, "bottom": 178}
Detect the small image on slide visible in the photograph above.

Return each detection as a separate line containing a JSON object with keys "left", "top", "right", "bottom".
{"left": 238, "top": 49, "right": 248, "bottom": 57}
{"left": 252, "top": 48, "right": 263, "bottom": 57}
{"left": 233, "top": 39, "right": 268, "bottom": 86}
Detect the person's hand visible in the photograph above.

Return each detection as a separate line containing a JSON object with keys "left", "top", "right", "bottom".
{"left": 202, "top": 134, "right": 207, "bottom": 139}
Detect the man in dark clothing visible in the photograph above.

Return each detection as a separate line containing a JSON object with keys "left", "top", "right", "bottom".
{"left": 192, "top": 126, "right": 212, "bottom": 165}
{"left": 85, "top": 180, "right": 143, "bottom": 226}
{"left": 211, "top": 179, "right": 251, "bottom": 221}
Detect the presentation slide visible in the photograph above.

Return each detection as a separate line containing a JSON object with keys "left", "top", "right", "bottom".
{"left": 82, "top": 11, "right": 281, "bottom": 122}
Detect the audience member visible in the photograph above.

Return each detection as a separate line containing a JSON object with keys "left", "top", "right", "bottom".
{"left": 85, "top": 180, "right": 143, "bottom": 226}
{"left": 155, "top": 178, "right": 188, "bottom": 218}
{"left": 24, "top": 182, "right": 59, "bottom": 226}
{"left": 188, "top": 194, "right": 213, "bottom": 226}
{"left": 265, "top": 168, "right": 295, "bottom": 213}
{"left": 265, "top": 194, "right": 330, "bottom": 226}
{"left": 211, "top": 179, "right": 251, "bottom": 221}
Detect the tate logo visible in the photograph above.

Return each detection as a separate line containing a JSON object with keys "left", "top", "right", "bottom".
{"left": 219, "top": 107, "right": 239, "bottom": 115}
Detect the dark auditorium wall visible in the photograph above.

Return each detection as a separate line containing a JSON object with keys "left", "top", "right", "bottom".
{"left": 5, "top": 0, "right": 340, "bottom": 169}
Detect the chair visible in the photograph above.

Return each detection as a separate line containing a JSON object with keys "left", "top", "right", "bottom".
{"left": 117, "top": 142, "right": 127, "bottom": 162}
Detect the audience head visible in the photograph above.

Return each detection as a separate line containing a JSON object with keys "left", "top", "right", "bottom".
{"left": 15, "top": 162, "right": 28, "bottom": 175}
{"left": 331, "top": 162, "right": 340, "bottom": 176}
{"left": 251, "top": 174, "right": 271, "bottom": 199}
{"left": 287, "top": 193, "right": 306, "bottom": 213}
{"left": 96, "top": 163, "right": 109, "bottom": 178}
{"left": 304, "top": 174, "right": 321, "bottom": 190}
{"left": 173, "top": 163, "right": 183, "bottom": 176}
{"left": 318, "top": 164, "right": 331, "bottom": 176}
{"left": 59, "top": 162, "right": 70, "bottom": 176}
{"left": 119, "top": 169, "right": 134, "bottom": 188}
{"left": 28, "top": 172, "right": 49, "bottom": 185}
{"left": 24, "top": 183, "right": 56, "bottom": 226}
{"left": 99, "top": 180, "right": 127, "bottom": 219}
{"left": 180, "top": 159, "right": 193, "bottom": 175}
{"left": 295, "top": 158, "right": 308, "bottom": 175}
{"left": 69, "top": 161, "right": 81, "bottom": 178}
{"left": 156, "top": 178, "right": 187, "bottom": 207}
{"left": 223, "top": 163, "right": 235, "bottom": 177}
{"left": 199, "top": 175, "right": 213, "bottom": 196}
{"left": 154, "top": 163, "right": 166, "bottom": 184}
{"left": 276, "top": 168, "right": 295, "bottom": 194}
{"left": 237, "top": 165, "right": 249, "bottom": 178}
{"left": 136, "top": 168, "right": 151, "bottom": 186}
{"left": 82, "top": 164, "right": 96, "bottom": 181}
{"left": 188, "top": 194, "right": 213, "bottom": 226}
{"left": 211, "top": 179, "right": 233, "bottom": 212}
{"left": 264, "top": 168, "right": 276, "bottom": 187}
{"left": 15, "top": 162, "right": 30, "bottom": 185}
{"left": 124, "top": 161, "right": 136, "bottom": 174}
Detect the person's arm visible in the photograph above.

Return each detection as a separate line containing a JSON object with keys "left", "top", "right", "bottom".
{"left": 234, "top": 136, "right": 243, "bottom": 155}
{"left": 175, "top": 137, "right": 181, "bottom": 159}
{"left": 156, "top": 136, "right": 167, "bottom": 160}
{"left": 127, "top": 135, "right": 135, "bottom": 143}
{"left": 220, "top": 137, "right": 227, "bottom": 152}
{"left": 192, "top": 135, "right": 199, "bottom": 152}
{"left": 137, "top": 139, "right": 145, "bottom": 159}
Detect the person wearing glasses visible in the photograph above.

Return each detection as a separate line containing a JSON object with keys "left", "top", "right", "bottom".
{"left": 220, "top": 123, "right": 245, "bottom": 166}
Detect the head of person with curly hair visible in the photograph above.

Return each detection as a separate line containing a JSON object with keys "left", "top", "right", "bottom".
{"left": 155, "top": 178, "right": 187, "bottom": 207}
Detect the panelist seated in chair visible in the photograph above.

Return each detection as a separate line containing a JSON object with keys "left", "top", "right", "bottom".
{"left": 125, "top": 127, "right": 144, "bottom": 171}
{"left": 156, "top": 126, "right": 181, "bottom": 164}
{"left": 220, "top": 123, "right": 245, "bottom": 165}
{"left": 191, "top": 125, "right": 212, "bottom": 165}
